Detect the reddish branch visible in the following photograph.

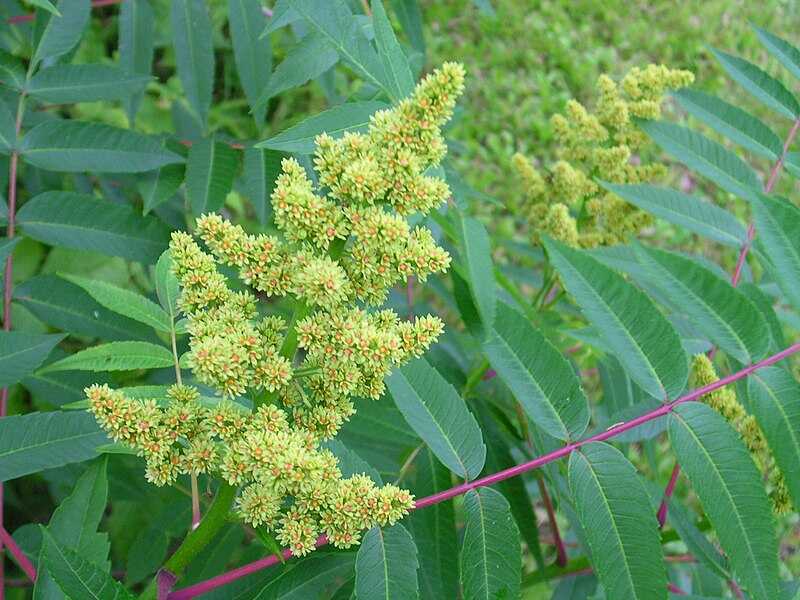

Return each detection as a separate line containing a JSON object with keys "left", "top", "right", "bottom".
{"left": 0, "top": 527, "right": 35, "bottom": 583}
{"left": 165, "top": 339, "right": 800, "bottom": 599}
{"left": 656, "top": 115, "right": 800, "bottom": 528}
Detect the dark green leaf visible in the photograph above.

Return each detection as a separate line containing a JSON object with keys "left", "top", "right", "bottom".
{"left": 665, "top": 497, "right": 729, "bottom": 580}
{"left": 254, "top": 32, "right": 338, "bottom": 109}
{"left": 253, "top": 553, "right": 355, "bottom": 598}
{"left": 243, "top": 147, "right": 285, "bottom": 225}
{"left": 386, "top": 358, "right": 486, "bottom": 480}
{"left": 0, "top": 52, "right": 26, "bottom": 90}
{"left": 633, "top": 244, "right": 769, "bottom": 364}
{"left": 119, "top": 0, "right": 155, "bottom": 125}
{"left": 748, "top": 367, "right": 800, "bottom": 511}
{"left": 186, "top": 136, "right": 239, "bottom": 215}
{"left": 14, "top": 275, "right": 159, "bottom": 342}
{"left": 255, "top": 101, "right": 388, "bottom": 154}
{"left": 388, "top": 0, "right": 425, "bottom": 55}
{"left": 405, "top": 448, "right": 459, "bottom": 600}
{"left": 138, "top": 162, "right": 185, "bottom": 214}
{"left": 460, "top": 487, "right": 521, "bottom": 600}
{"left": 753, "top": 26, "right": 800, "bottom": 82}
{"left": 640, "top": 120, "right": 761, "bottom": 202}
{"left": 28, "top": 64, "right": 151, "bottom": 104}
{"left": 569, "top": 442, "right": 666, "bottom": 600}
{"left": 21, "top": 120, "right": 183, "bottom": 173}
{"left": 669, "top": 402, "right": 780, "bottom": 600}
{"left": 751, "top": 193, "right": 800, "bottom": 312}
{"left": 0, "top": 411, "right": 108, "bottom": 481}
{"left": 17, "top": 191, "right": 171, "bottom": 263}
{"left": 171, "top": 0, "right": 214, "bottom": 128}
{"left": 28, "top": 0, "right": 61, "bottom": 17}
{"left": 229, "top": 0, "right": 272, "bottom": 125}
{"left": 289, "top": 0, "right": 388, "bottom": 92}
{"left": 41, "top": 341, "right": 173, "bottom": 373}
{"left": 0, "top": 331, "right": 64, "bottom": 387}
{"left": 458, "top": 214, "right": 496, "bottom": 332}
{"left": 0, "top": 100, "right": 16, "bottom": 154}
{"left": 372, "top": 0, "right": 415, "bottom": 101}
{"left": 711, "top": 48, "right": 800, "bottom": 119}
{"left": 33, "top": 0, "right": 90, "bottom": 65}
{"left": 323, "top": 439, "right": 382, "bottom": 483}
{"left": 355, "top": 524, "right": 419, "bottom": 600}
{"left": 673, "top": 89, "right": 782, "bottom": 160}
{"left": 41, "top": 530, "right": 133, "bottom": 600}
{"left": 483, "top": 302, "right": 588, "bottom": 440}
{"left": 544, "top": 237, "right": 688, "bottom": 400}
{"left": 599, "top": 182, "right": 746, "bottom": 248}
{"left": 34, "top": 458, "right": 110, "bottom": 597}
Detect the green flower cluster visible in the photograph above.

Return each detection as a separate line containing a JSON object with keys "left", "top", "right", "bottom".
{"left": 511, "top": 64, "right": 693, "bottom": 247}
{"left": 86, "top": 63, "right": 465, "bottom": 555}
{"left": 691, "top": 355, "right": 789, "bottom": 514}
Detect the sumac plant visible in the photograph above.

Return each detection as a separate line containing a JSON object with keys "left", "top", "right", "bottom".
{"left": 2, "top": 1, "right": 800, "bottom": 600}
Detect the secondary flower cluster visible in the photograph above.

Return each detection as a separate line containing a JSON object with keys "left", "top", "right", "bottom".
{"left": 511, "top": 64, "right": 694, "bottom": 247}
{"left": 691, "top": 355, "right": 789, "bottom": 513}
{"left": 86, "top": 64, "right": 465, "bottom": 554}
{"left": 87, "top": 384, "right": 411, "bottom": 553}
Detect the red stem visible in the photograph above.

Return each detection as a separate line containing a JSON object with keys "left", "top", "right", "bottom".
{"left": 0, "top": 526, "right": 35, "bottom": 583}
{"left": 656, "top": 114, "right": 800, "bottom": 527}
{"left": 537, "top": 478, "right": 567, "bottom": 567}
{"left": 167, "top": 340, "right": 800, "bottom": 599}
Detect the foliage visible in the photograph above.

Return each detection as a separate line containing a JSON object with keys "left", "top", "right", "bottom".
{"left": 1, "top": 2, "right": 800, "bottom": 600}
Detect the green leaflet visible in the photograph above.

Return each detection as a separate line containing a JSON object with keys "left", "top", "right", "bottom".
{"left": 20, "top": 120, "right": 184, "bottom": 173}
{"left": 155, "top": 251, "right": 180, "bottom": 318}
{"left": 14, "top": 275, "right": 159, "bottom": 342}
{"left": 669, "top": 402, "right": 780, "bottom": 600}
{"left": 323, "top": 439, "right": 382, "bottom": 484}
{"left": 355, "top": 524, "right": 419, "bottom": 600}
{"left": 633, "top": 244, "right": 770, "bottom": 364}
{"left": 242, "top": 147, "right": 286, "bottom": 225}
{"left": 711, "top": 47, "right": 800, "bottom": 119}
{"left": 229, "top": 0, "right": 272, "bottom": 125}
{"left": 0, "top": 411, "right": 108, "bottom": 481}
{"left": 664, "top": 497, "right": 730, "bottom": 580}
{"left": 17, "top": 191, "right": 171, "bottom": 264}
{"left": 170, "top": 0, "right": 215, "bottom": 129}
{"left": 62, "top": 274, "right": 172, "bottom": 333}
{"left": 386, "top": 358, "right": 486, "bottom": 480}
{"left": 600, "top": 182, "right": 747, "bottom": 248}
{"left": 389, "top": 0, "right": 426, "bottom": 55}
{"left": 252, "top": 553, "right": 356, "bottom": 598}
{"left": 289, "top": 0, "right": 390, "bottom": 94}
{"left": 33, "top": 0, "right": 90, "bottom": 65}
{"left": 139, "top": 162, "right": 185, "bottom": 215}
{"left": 372, "top": 0, "right": 415, "bottom": 101}
{"left": 40, "top": 530, "right": 133, "bottom": 600}
{"left": 569, "top": 442, "right": 666, "bottom": 600}
{"left": 27, "top": 64, "right": 152, "bottom": 104}
{"left": 753, "top": 26, "right": 800, "bottom": 82}
{"left": 673, "top": 89, "right": 782, "bottom": 160}
{"left": 34, "top": 457, "right": 111, "bottom": 599}
{"left": 748, "top": 367, "right": 800, "bottom": 511}
{"left": 460, "top": 487, "right": 521, "bottom": 600}
{"left": 458, "top": 214, "right": 496, "bottom": 332}
{"left": 254, "top": 32, "right": 339, "bottom": 110}
{"left": 256, "top": 101, "right": 388, "bottom": 154}
{"left": 405, "top": 448, "right": 459, "bottom": 600}
{"left": 544, "top": 236, "right": 688, "bottom": 400}
{"left": 186, "top": 135, "right": 240, "bottom": 215}
{"left": 751, "top": 193, "right": 800, "bottom": 313}
{"left": 639, "top": 120, "right": 761, "bottom": 202}
{"left": 0, "top": 331, "right": 65, "bottom": 387}
{"left": 119, "top": 0, "right": 155, "bottom": 125}
{"left": 483, "top": 302, "right": 588, "bottom": 440}
{"left": 41, "top": 341, "right": 174, "bottom": 373}
{"left": 0, "top": 99, "right": 15, "bottom": 154}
